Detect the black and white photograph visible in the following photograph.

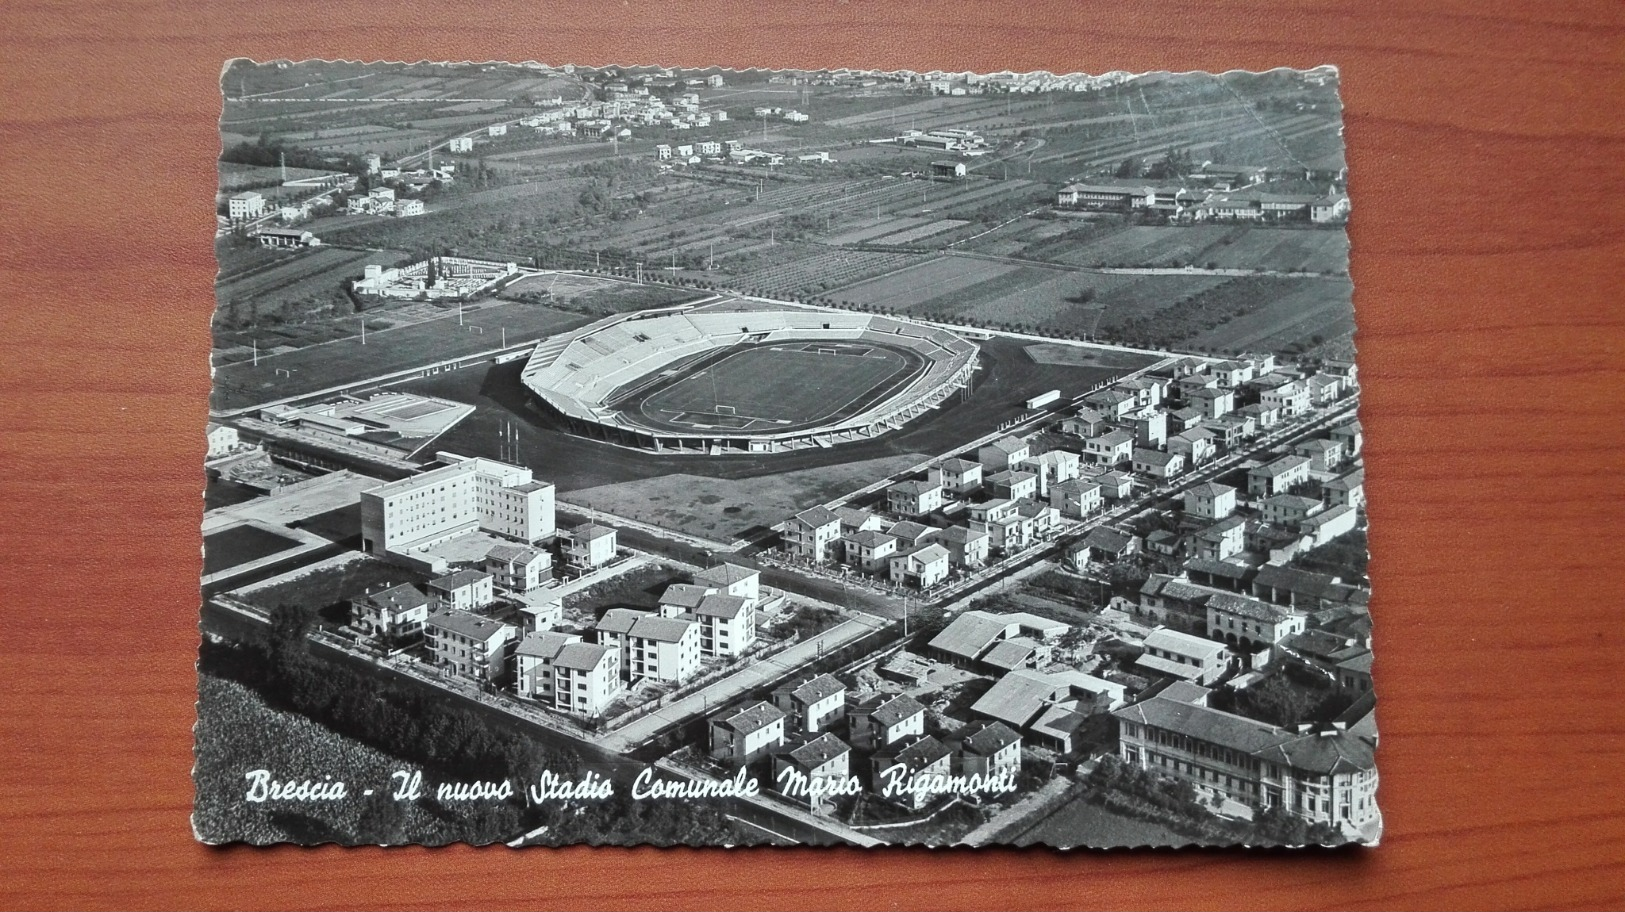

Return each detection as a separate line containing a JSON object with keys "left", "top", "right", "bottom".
{"left": 196, "top": 58, "right": 1376, "bottom": 849}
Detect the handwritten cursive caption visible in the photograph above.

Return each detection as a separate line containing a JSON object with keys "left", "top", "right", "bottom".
{"left": 241, "top": 765, "right": 1016, "bottom": 804}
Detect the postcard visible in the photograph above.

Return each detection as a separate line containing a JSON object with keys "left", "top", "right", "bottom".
{"left": 196, "top": 59, "right": 1376, "bottom": 848}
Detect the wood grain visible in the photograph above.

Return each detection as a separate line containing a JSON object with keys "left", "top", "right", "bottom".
{"left": 2, "top": 2, "right": 1623, "bottom": 908}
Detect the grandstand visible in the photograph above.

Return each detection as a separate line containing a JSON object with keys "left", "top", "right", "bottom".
{"left": 520, "top": 296, "right": 979, "bottom": 454}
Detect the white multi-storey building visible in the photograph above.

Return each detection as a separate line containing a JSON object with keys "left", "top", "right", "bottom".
{"left": 360, "top": 453, "right": 555, "bottom": 558}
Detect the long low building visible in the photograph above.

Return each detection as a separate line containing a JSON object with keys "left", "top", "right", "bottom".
{"left": 1112, "top": 682, "right": 1379, "bottom": 835}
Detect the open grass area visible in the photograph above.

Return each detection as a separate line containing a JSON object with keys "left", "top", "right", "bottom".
{"left": 238, "top": 554, "right": 421, "bottom": 613}
{"left": 202, "top": 525, "right": 304, "bottom": 575}
{"left": 211, "top": 300, "right": 594, "bottom": 412}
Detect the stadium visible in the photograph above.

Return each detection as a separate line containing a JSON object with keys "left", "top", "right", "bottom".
{"left": 519, "top": 296, "right": 979, "bottom": 454}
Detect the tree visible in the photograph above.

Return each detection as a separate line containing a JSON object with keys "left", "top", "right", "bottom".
{"left": 1115, "top": 157, "right": 1142, "bottom": 179}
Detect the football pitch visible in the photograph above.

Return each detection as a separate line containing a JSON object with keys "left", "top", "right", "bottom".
{"left": 635, "top": 343, "right": 917, "bottom": 433}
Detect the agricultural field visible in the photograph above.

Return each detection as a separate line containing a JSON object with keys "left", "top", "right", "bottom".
{"left": 214, "top": 246, "right": 397, "bottom": 333}
{"left": 1098, "top": 274, "right": 1353, "bottom": 353}
{"left": 1050, "top": 225, "right": 1349, "bottom": 274}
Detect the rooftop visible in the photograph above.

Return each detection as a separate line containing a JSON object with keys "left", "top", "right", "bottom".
{"left": 694, "top": 593, "right": 750, "bottom": 620}
{"left": 694, "top": 563, "right": 758, "bottom": 587}
{"left": 870, "top": 693, "right": 927, "bottom": 728}
{"left": 794, "top": 505, "right": 840, "bottom": 528}
{"left": 630, "top": 615, "right": 694, "bottom": 643}
{"left": 426, "top": 609, "right": 512, "bottom": 643}
{"left": 787, "top": 733, "right": 851, "bottom": 769}
{"left": 1144, "top": 627, "right": 1227, "bottom": 660}
{"left": 515, "top": 630, "right": 578, "bottom": 659}
{"left": 962, "top": 720, "right": 1022, "bottom": 756}
{"left": 1209, "top": 592, "right": 1296, "bottom": 623}
{"left": 428, "top": 569, "right": 493, "bottom": 592}
{"left": 776, "top": 675, "right": 842, "bottom": 708}
{"left": 715, "top": 700, "right": 786, "bottom": 735}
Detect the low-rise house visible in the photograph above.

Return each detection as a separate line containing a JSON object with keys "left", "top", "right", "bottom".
{"left": 928, "top": 524, "right": 990, "bottom": 568}
{"left": 873, "top": 735, "right": 954, "bottom": 809}
{"left": 425, "top": 610, "right": 517, "bottom": 683}
{"left": 1049, "top": 478, "right": 1104, "bottom": 519}
{"left": 889, "top": 543, "right": 951, "bottom": 589}
{"left": 1323, "top": 467, "right": 1366, "bottom": 510}
{"left": 1132, "top": 447, "right": 1186, "bottom": 480}
{"left": 887, "top": 479, "right": 945, "bottom": 516}
{"left": 842, "top": 529, "right": 898, "bottom": 572}
{"left": 1184, "top": 481, "right": 1237, "bottom": 520}
{"left": 773, "top": 733, "right": 852, "bottom": 814}
{"left": 967, "top": 499, "right": 1018, "bottom": 525}
{"left": 886, "top": 520, "right": 935, "bottom": 548}
{"left": 927, "top": 458, "right": 983, "bottom": 495}
{"left": 1145, "top": 529, "right": 1183, "bottom": 557}
{"left": 205, "top": 422, "right": 240, "bottom": 458}
{"left": 1168, "top": 405, "right": 1205, "bottom": 433}
{"left": 693, "top": 563, "right": 761, "bottom": 604}
{"left": 1128, "top": 409, "right": 1169, "bottom": 448}
{"left": 834, "top": 506, "right": 886, "bottom": 535}
{"left": 1261, "top": 493, "right": 1326, "bottom": 525}
{"left": 1068, "top": 526, "right": 1140, "bottom": 568}
{"left": 709, "top": 701, "right": 787, "bottom": 766}
{"left": 1239, "top": 402, "right": 1281, "bottom": 430}
{"left": 1020, "top": 450, "right": 1081, "bottom": 497}
{"left": 1185, "top": 558, "right": 1257, "bottom": 592}
{"left": 517, "top": 596, "right": 561, "bottom": 633}
{"left": 1061, "top": 408, "right": 1109, "bottom": 439}
{"left": 1295, "top": 438, "right": 1345, "bottom": 473}
{"left": 485, "top": 543, "right": 551, "bottom": 592}
{"left": 983, "top": 512, "right": 1035, "bottom": 553}
{"left": 958, "top": 721, "right": 1022, "bottom": 780}
{"left": 1301, "top": 503, "right": 1359, "bottom": 546}
{"left": 1083, "top": 429, "right": 1135, "bottom": 467}
{"left": 1084, "top": 387, "right": 1137, "bottom": 419}
{"left": 1191, "top": 515, "right": 1247, "bottom": 561}
{"left": 850, "top": 693, "right": 927, "bottom": 750}
{"left": 1330, "top": 419, "right": 1363, "bottom": 457}
{"left": 1337, "top": 652, "right": 1374, "bottom": 695}
{"left": 1307, "top": 373, "right": 1343, "bottom": 405}
{"left": 1136, "top": 626, "right": 1229, "bottom": 685}
{"left": 785, "top": 506, "right": 842, "bottom": 563}
{"left": 1017, "top": 500, "right": 1062, "bottom": 536}
{"left": 514, "top": 630, "right": 580, "bottom": 701}
{"left": 427, "top": 569, "right": 496, "bottom": 613}
{"left": 561, "top": 523, "right": 617, "bottom": 571}
{"left": 1210, "top": 360, "right": 1255, "bottom": 387}
{"left": 1262, "top": 379, "right": 1311, "bottom": 417}
{"left": 772, "top": 673, "right": 848, "bottom": 734}
{"left": 1094, "top": 470, "right": 1134, "bottom": 500}
{"left": 1207, "top": 592, "right": 1306, "bottom": 649}
{"left": 1187, "top": 387, "right": 1236, "bottom": 419}
{"left": 977, "top": 436, "right": 1031, "bottom": 473}
{"left": 987, "top": 469, "right": 1038, "bottom": 502}
{"left": 351, "top": 583, "right": 430, "bottom": 643}
{"left": 1168, "top": 427, "right": 1218, "bottom": 466}
{"left": 1248, "top": 454, "right": 1312, "bottom": 497}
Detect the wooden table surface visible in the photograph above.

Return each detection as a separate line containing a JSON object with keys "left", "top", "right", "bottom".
{"left": 2, "top": 2, "right": 1622, "bottom": 909}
